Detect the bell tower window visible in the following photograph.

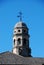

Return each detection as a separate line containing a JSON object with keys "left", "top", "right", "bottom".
{"left": 23, "top": 38, "right": 26, "bottom": 46}
{"left": 24, "top": 30, "right": 26, "bottom": 32}
{"left": 19, "top": 47, "right": 22, "bottom": 55}
{"left": 14, "top": 39, "right": 15, "bottom": 45}
{"left": 18, "top": 38, "right": 21, "bottom": 44}
{"left": 18, "top": 30, "right": 20, "bottom": 32}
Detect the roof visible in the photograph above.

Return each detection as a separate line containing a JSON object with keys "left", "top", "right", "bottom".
{"left": 15, "top": 21, "right": 27, "bottom": 28}
{"left": 0, "top": 51, "right": 44, "bottom": 64}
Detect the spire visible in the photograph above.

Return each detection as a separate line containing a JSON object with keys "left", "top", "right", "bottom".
{"left": 17, "top": 12, "right": 22, "bottom": 21}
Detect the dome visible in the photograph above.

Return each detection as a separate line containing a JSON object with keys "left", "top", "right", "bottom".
{"left": 15, "top": 21, "right": 27, "bottom": 28}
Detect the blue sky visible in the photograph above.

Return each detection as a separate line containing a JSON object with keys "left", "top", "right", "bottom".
{"left": 0, "top": 0, "right": 44, "bottom": 57}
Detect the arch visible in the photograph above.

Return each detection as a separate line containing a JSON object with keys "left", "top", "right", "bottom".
{"left": 14, "top": 39, "right": 15, "bottom": 45}
{"left": 18, "top": 38, "right": 21, "bottom": 44}
{"left": 19, "top": 47, "right": 22, "bottom": 55}
{"left": 23, "top": 38, "right": 26, "bottom": 46}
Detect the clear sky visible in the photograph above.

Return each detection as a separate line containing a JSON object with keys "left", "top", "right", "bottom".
{"left": 0, "top": 0, "right": 44, "bottom": 57}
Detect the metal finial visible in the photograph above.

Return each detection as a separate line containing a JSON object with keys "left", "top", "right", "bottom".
{"left": 17, "top": 12, "right": 22, "bottom": 21}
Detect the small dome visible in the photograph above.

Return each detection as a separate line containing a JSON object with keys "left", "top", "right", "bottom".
{"left": 15, "top": 21, "right": 27, "bottom": 28}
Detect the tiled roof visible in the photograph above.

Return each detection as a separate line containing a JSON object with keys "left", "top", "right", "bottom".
{"left": 0, "top": 51, "right": 44, "bottom": 65}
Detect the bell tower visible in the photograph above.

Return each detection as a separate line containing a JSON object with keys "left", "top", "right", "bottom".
{"left": 12, "top": 12, "right": 31, "bottom": 57}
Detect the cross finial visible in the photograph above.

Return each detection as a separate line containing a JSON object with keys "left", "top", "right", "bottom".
{"left": 17, "top": 12, "right": 22, "bottom": 21}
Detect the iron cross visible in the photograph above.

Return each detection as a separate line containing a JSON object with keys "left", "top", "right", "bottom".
{"left": 17, "top": 12, "right": 22, "bottom": 21}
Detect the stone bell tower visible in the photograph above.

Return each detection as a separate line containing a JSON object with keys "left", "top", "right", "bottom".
{"left": 12, "top": 12, "right": 31, "bottom": 57}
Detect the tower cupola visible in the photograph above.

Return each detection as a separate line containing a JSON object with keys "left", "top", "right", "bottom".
{"left": 12, "top": 12, "right": 31, "bottom": 57}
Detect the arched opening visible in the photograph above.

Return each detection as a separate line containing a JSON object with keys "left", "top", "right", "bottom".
{"left": 14, "top": 39, "right": 15, "bottom": 45}
{"left": 28, "top": 48, "right": 31, "bottom": 56}
{"left": 23, "top": 38, "right": 26, "bottom": 46}
{"left": 23, "top": 29, "right": 26, "bottom": 33}
{"left": 18, "top": 38, "right": 21, "bottom": 44}
{"left": 19, "top": 47, "right": 22, "bottom": 55}
{"left": 18, "top": 30, "right": 20, "bottom": 32}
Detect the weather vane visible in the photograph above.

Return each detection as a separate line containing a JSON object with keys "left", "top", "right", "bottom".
{"left": 17, "top": 12, "right": 22, "bottom": 21}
